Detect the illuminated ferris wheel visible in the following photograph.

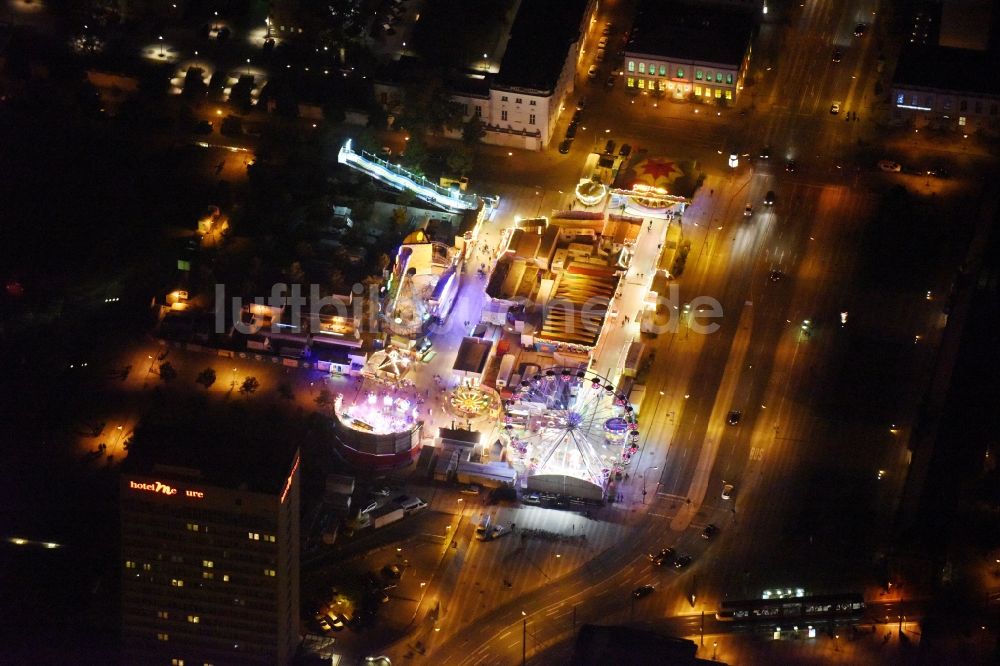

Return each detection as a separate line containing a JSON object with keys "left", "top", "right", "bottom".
{"left": 502, "top": 367, "right": 640, "bottom": 494}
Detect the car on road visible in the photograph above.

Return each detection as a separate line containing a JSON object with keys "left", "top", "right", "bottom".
{"left": 618, "top": 143, "right": 632, "bottom": 158}
{"left": 878, "top": 160, "right": 902, "bottom": 172}
{"left": 596, "top": 48, "right": 606, "bottom": 63}
{"left": 632, "top": 584, "right": 656, "bottom": 599}
{"left": 315, "top": 613, "right": 332, "bottom": 632}
{"left": 602, "top": 23, "right": 613, "bottom": 36}
{"left": 785, "top": 159, "right": 797, "bottom": 172}
{"left": 576, "top": 97, "right": 588, "bottom": 110}
{"left": 769, "top": 269, "right": 785, "bottom": 282}
{"left": 673, "top": 555, "right": 693, "bottom": 569}
{"left": 587, "top": 65, "right": 598, "bottom": 81}
{"left": 854, "top": 23, "right": 867, "bottom": 37}
{"left": 572, "top": 109, "right": 583, "bottom": 123}
{"left": 558, "top": 139, "right": 573, "bottom": 154}
{"left": 744, "top": 203, "right": 753, "bottom": 217}
{"left": 830, "top": 101, "right": 841, "bottom": 115}
{"left": 831, "top": 48, "right": 843, "bottom": 62}
{"left": 605, "top": 74, "right": 616, "bottom": 89}
{"left": 701, "top": 524, "right": 718, "bottom": 540}
{"left": 928, "top": 165, "right": 950, "bottom": 178}
{"left": 764, "top": 190, "right": 775, "bottom": 206}
{"left": 382, "top": 564, "right": 403, "bottom": 579}
{"left": 722, "top": 483, "right": 734, "bottom": 500}
{"left": 727, "top": 410, "right": 742, "bottom": 425}
{"left": 650, "top": 547, "right": 676, "bottom": 566}
{"left": 759, "top": 145, "right": 770, "bottom": 160}
{"left": 598, "top": 36, "right": 609, "bottom": 49}
{"left": 566, "top": 122, "right": 578, "bottom": 139}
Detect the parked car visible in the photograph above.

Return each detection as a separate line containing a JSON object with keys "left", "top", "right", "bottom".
{"left": 559, "top": 139, "right": 573, "bottom": 154}
{"left": 878, "top": 160, "right": 902, "bottom": 172}
{"left": 831, "top": 48, "right": 843, "bottom": 63}
{"left": 744, "top": 203, "right": 753, "bottom": 217}
{"left": 759, "top": 145, "right": 770, "bottom": 160}
{"left": 598, "top": 36, "right": 608, "bottom": 49}
{"left": 315, "top": 613, "right": 332, "bottom": 632}
{"left": 604, "top": 139, "right": 616, "bottom": 154}
{"left": 618, "top": 143, "right": 632, "bottom": 158}
{"left": 830, "top": 101, "right": 841, "bottom": 115}
{"left": 587, "top": 65, "right": 598, "bottom": 81}
{"left": 576, "top": 96, "right": 588, "bottom": 110}
{"left": 722, "top": 483, "right": 734, "bottom": 500}
{"left": 382, "top": 564, "right": 403, "bottom": 579}
{"left": 632, "top": 584, "right": 655, "bottom": 599}
{"left": 727, "top": 410, "right": 742, "bottom": 425}
{"left": 785, "top": 159, "right": 797, "bottom": 172}
{"left": 605, "top": 74, "right": 616, "bottom": 89}
{"left": 854, "top": 23, "right": 867, "bottom": 37}
{"left": 674, "top": 555, "right": 693, "bottom": 569}
{"left": 596, "top": 48, "right": 606, "bottom": 63}
{"left": 523, "top": 492, "right": 542, "bottom": 505}
{"left": 701, "top": 524, "right": 718, "bottom": 540}
{"left": 769, "top": 269, "right": 785, "bottom": 282}
{"left": 572, "top": 109, "right": 583, "bottom": 123}
{"left": 565, "top": 123, "right": 578, "bottom": 139}
{"left": 193, "top": 120, "right": 213, "bottom": 135}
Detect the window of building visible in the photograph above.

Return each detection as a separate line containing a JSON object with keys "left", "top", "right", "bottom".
{"left": 203, "top": 560, "right": 213, "bottom": 568}
{"left": 171, "top": 660, "right": 184, "bottom": 666}
{"left": 638, "top": 63, "right": 645, "bottom": 74}
{"left": 716, "top": 72, "right": 723, "bottom": 83}
{"left": 157, "top": 633, "right": 169, "bottom": 641}
{"left": 627, "top": 61, "right": 635, "bottom": 72}
{"left": 529, "top": 100, "right": 537, "bottom": 106}
{"left": 659, "top": 80, "right": 667, "bottom": 91}
{"left": 186, "top": 523, "right": 199, "bottom": 532}
{"left": 677, "top": 68, "right": 684, "bottom": 78}
{"left": 474, "top": 106, "right": 482, "bottom": 117}
{"left": 265, "top": 535, "right": 276, "bottom": 543}
{"left": 125, "top": 561, "right": 136, "bottom": 569}
{"left": 694, "top": 86, "right": 701, "bottom": 97}
{"left": 959, "top": 116, "right": 967, "bottom": 126}
{"left": 703, "top": 88, "right": 712, "bottom": 98}
{"left": 248, "top": 532, "right": 259, "bottom": 541}
{"left": 222, "top": 574, "right": 230, "bottom": 582}
{"left": 264, "top": 569, "right": 276, "bottom": 577}
{"left": 943, "top": 100, "right": 952, "bottom": 111}
{"left": 695, "top": 70, "right": 703, "bottom": 80}
{"left": 188, "top": 615, "right": 200, "bottom": 624}
{"left": 501, "top": 96, "right": 508, "bottom": 102}
{"left": 501, "top": 110, "right": 508, "bottom": 121}
{"left": 202, "top": 571, "right": 214, "bottom": 580}
{"left": 463, "top": 104, "right": 469, "bottom": 116}
{"left": 715, "top": 89, "right": 722, "bottom": 98}
{"left": 515, "top": 98, "right": 522, "bottom": 104}
{"left": 627, "top": 77, "right": 635, "bottom": 87}
{"left": 528, "top": 114, "right": 536, "bottom": 125}
{"left": 648, "top": 63, "right": 656, "bottom": 75}
{"left": 171, "top": 579, "right": 184, "bottom": 587}
{"left": 638, "top": 79, "right": 645, "bottom": 89}
{"left": 725, "top": 90, "right": 733, "bottom": 100}
{"left": 726, "top": 74, "right": 733, "bottom": 84}
{"left": 960, "top": 100, "right": 967, "bottom": 111}
{"left": 659, "top": 65, "right": 667, "bottom": 76}
{"left": 157, "top": 611, "right": 169, "bottom": 619}
{"left": 142, "top": 563, "right": 152, "bottom": 571}
{"left": 896, "top": 93, "right": 905, "bottom": 105}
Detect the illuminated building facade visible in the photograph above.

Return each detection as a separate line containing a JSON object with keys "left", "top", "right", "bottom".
{"left": 623, "top": 0, "right": 754, "bottom": 103}
{"left": 120, "top": 446, "right": 301, "bottom": 665}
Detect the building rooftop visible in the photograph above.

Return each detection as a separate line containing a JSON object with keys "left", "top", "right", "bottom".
{"left": 495, "top": 0, "right": 591, "bottom": 92}
{"left": 454, "top": 336, "right": 494, "bottom": 374}
{"left": 122, "top": 410, "right": 300, "bottom": 496}
{"left": 626, "top": 0, "right": 755, "bottom": 67}
{"left": 893, "top": 44, "right": 1000, "bottom": 96}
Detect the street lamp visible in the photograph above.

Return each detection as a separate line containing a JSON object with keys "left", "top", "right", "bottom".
{"left": 158, "top": 35, "right": 164, "bottom": 58}
{"left": 641, "top": 466, "right": 658, "bottom": 504}
{"left": 245, "top": 58, "right": 251, "bottom": 76}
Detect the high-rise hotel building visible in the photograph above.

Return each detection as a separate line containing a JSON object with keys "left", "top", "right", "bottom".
{"left": 120, "top": 438, "right": 300, "bottom": 665}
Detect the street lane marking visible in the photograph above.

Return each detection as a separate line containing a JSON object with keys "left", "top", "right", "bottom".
{"left": 750, "top": 447, "right": 764, "bottom": 461}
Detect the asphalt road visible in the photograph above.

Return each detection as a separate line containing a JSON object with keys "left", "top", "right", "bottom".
{"left": 398, "top": 0, "right": 975, "bottom": 662}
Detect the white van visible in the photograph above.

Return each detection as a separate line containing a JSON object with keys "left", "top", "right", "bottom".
{"left": 397, "top": 496, "right": 427, "bottom": 513}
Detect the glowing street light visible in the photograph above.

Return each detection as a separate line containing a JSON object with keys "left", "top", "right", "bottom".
{"left": 158, "top": 35, "right": 164, "bottom": 58}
